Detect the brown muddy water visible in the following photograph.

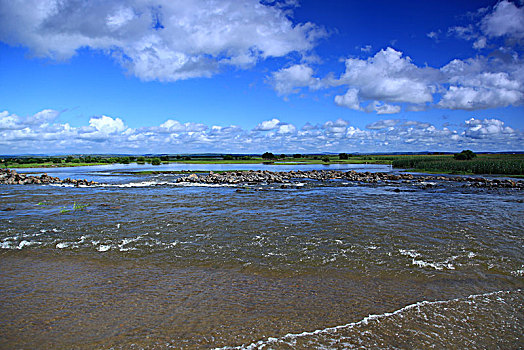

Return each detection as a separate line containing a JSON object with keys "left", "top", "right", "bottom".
{"left": 0, "top": 166, "right": 523, "bottom": 349}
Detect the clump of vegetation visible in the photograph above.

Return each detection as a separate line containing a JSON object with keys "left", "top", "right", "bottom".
{"left": 59, "top": 201, "right": 88, "bottom": 214}
{"left": 262, "top": 152, "right": 276, "bottom": 160}
{"left": 339, "top": 153, "right": 349, "bottom": 160}
{"left": 223, "top": 154, "right": 234, "bottom": 160}
{"left": 322, "top": 156, "right": 331, "bottom": 163}
{"left": 151, "top": 157, "right": 161, "bottom": 165}
{"left": 454, "top": 150, "right": 477, "bottom": 160}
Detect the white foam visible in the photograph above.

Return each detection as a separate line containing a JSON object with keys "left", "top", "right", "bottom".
{"left": 97, "top": 244, "right": 111, "bottom": 252}
{"left": 0, "top": 241, "right": 12, "bottom": 249}
{"left": 399, "top": 249, "right": 455, "bottom": 270}
{"left": 215, "top": 289, "right": 520, "bottom": 350}
{"left": 399, "top": 249, "right": 420, "bottom": 258}
{"left": 174, "top": 182, "right": 237, "bottom": 187}
{"left": 117, "top": 235, "right": 144, "bottom": 250}
{"left": 17, "top": 240, "right": 38, "bottom": 249}
{"left": 99, "top": 180, "right": 167, "bottom": 188}
{"left": 411, "top": 259, "right": 454, "bottom": 270}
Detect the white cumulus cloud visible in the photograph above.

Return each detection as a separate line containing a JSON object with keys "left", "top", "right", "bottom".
{"left": 338, "top": 48, "right": 437, "bottom": 105}
{"left": 89, "top": 115, "right": 126, "bottom": 134}
{"left": 0, "top": 0, "right": 325, "bottom": 81}
{"left": 481, "top": 0, "right": 524, "bottom": 39}
{"left": 271, "top": 64, "right": 323, "bottom": 95}
{"left": 464, "top": 117, "right": 516, "bottom": 139}
{"left": 254, "top": 118, "right": 281, "bottom": 131}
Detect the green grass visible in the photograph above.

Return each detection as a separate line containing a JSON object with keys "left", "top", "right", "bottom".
{"left": 392, "top": 154, "right": 524, "bottom": 175}
{"left": 59, "top": 201, "right": 88, "bottom": 214}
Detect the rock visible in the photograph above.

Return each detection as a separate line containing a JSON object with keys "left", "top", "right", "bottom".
{"left": 0, "top": 168, "right": 97, "bottom": 186}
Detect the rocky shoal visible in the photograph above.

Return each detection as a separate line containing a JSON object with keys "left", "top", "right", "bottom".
{"left": 0, "top": 169, "right": 97, "bottom": 186}
{"left": 176, "top": 170, "right": 523, "bottom": 188}
{"left": 1, "top": 168, "right": 521, "bottom": 189}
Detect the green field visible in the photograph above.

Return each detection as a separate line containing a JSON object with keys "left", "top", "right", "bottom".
{"left": 2, "top": 153, "right": 523, "bottom": 176}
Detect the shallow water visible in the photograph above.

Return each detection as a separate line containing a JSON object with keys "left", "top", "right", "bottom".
{"left": 0, "top": 165, "right": 523, "bottom": 349}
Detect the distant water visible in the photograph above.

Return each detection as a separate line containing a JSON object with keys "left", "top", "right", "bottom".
{"left": 1, "top": 164, "right": 522, "bottom": 349}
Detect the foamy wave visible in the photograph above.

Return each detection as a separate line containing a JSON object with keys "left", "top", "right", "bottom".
{"left": 215, "top": 289, "right": 521, "bottom": 350}
{"left": 1, "top": 239, "right": 42, "bottom": 250}
{"left": 399, "top": 249, "right": 455, "bottom": 270}
{"left": 98, "top": 180, "right": 169, "bottom": 188}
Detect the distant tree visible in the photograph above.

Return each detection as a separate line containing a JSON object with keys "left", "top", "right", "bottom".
{"left": 151, "top": 157, "right": 161, "bottom": 165}
{"left": 71, "top": 158, "right": 80, "bottom": 163}
{"left": 52, "top": 158, "right": 62, "bottom": 164}
{"left": 279, "top": 154, "right": 286, "bottom": 159}
{"left": 160, "top": 155, "right": 169, "bottom": 161}
{"left": 339, "top": 153, "right": 349, "bottom": 160}
{"left": 120, "top": 157, "right": 130, "bottom": 164}
{"left": 293, "top": 154, "right": 302, "bottom": 158}
{"left": 262, "top": 152, "right": 276, "bottom": 160}
{"left": 223, "top": 154, "right": 234, "bottom": 160}
{"left": 242, "top": 156, "right": 252, "bottom": 160}
{"left": 66, "top": 156, "right": 73, "bottom": 163}
{"left": 183, "top": 156, "right": 191, "bottom": 161}
{"left": 454, "top": 150, "right": 477, "bottom": 160}
{"left": 137, "top": 156, "right": 146, "bottom": 162}
{"left": 322, "top": 156, "right": 331, "bottom": 162}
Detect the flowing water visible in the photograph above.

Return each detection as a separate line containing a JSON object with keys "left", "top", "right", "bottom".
{"left": 1, "top": 164, "right": 523, "bottom": 349}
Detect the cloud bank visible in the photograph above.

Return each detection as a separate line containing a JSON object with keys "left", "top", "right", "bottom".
{"left": 1, "top": 109, "right": 522, "bottom": 154}
{"left": 0, "top": 0, "right": 325, "bottom": 81}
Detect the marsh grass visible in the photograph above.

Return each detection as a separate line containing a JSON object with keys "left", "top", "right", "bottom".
{"left": 58, "top": 201, "right": 88, "bottom": 214}
{"left": 392, "top": 155, "right": 524, "bottom": 175}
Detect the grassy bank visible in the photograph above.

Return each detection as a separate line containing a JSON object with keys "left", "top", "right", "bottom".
{"left": 2, "top": 153, "right": 523, "bottom": 176}
{"left": 2, "top": 155, "right": 388, "bottom": 168}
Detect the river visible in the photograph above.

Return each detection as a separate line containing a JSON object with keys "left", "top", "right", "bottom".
{"left": 1, "top": 163, "right": 522, "bottom": 349}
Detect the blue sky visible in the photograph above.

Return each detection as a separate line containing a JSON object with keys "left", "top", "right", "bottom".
{"left": 0, "top": 0, "right": 523, "bottom": 154}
